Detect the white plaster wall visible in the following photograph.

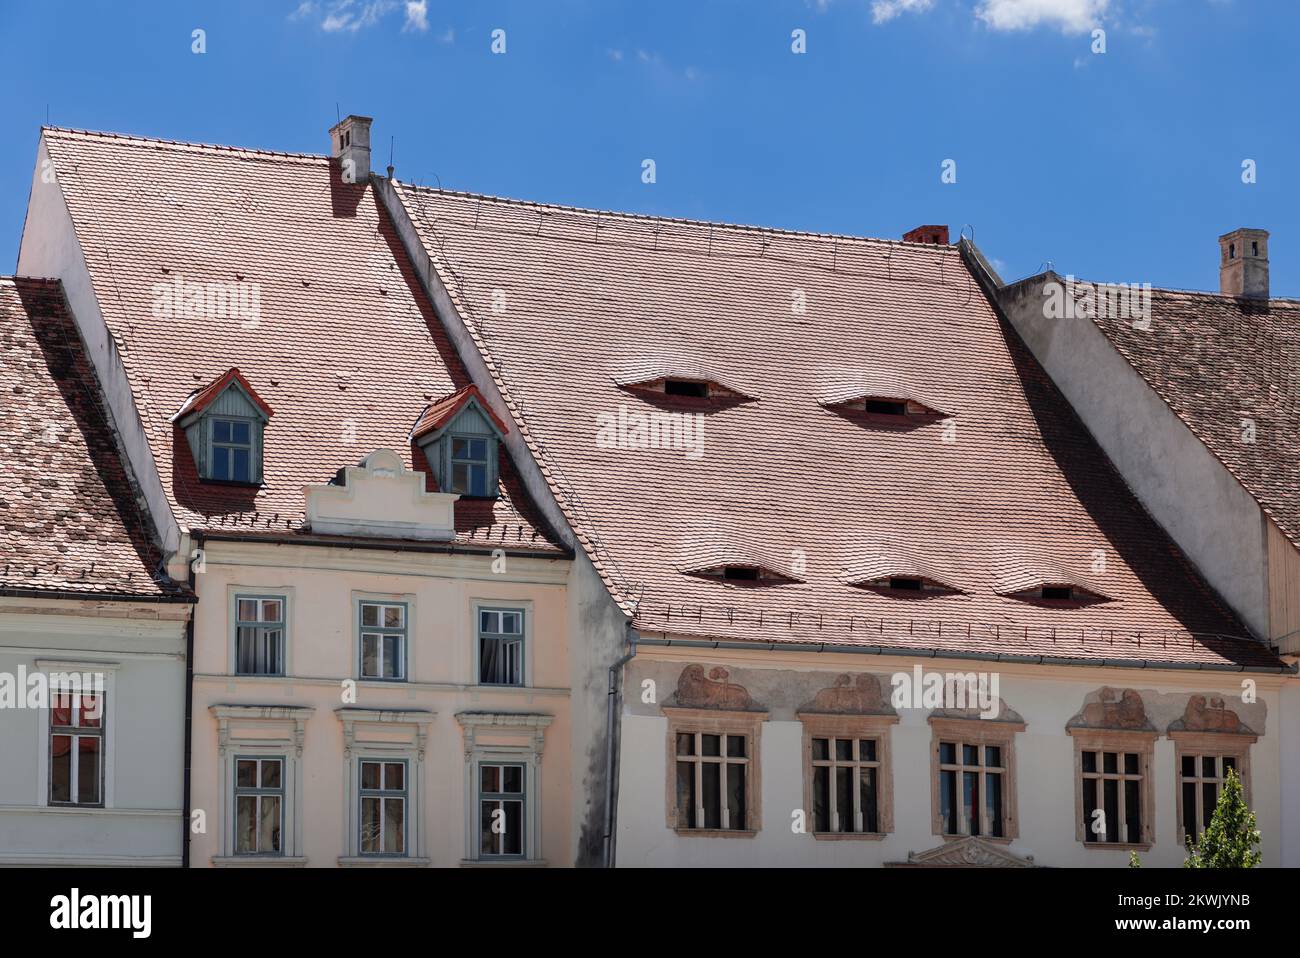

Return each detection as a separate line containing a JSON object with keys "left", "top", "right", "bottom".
{"left": 617, "top": 653, "right": 1283, "bottom": 868}
{"left": 16, "top": 135, "right": 180, "bottom": 557}
{"left": 997, "top": 277, "right": 1268, "bottom": 637}
{"left": 0, "top": 604, "right": 187, "bottom": 865}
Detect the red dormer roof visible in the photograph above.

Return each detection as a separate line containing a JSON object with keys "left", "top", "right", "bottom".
{"left": 410, "top": 384, "right": 509, "bottom": 441}
{"left": 174, "top": 367, "right": 274, "bottom": 422}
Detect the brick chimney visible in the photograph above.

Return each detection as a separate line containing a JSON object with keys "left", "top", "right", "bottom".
{"left": 903, "top": 224, "right": 949, "bottom": 245}
{"left": 329, "top": 115, "right": 372, "bottom": 183}
{"left": 1219, "top": 228, "right": 1269, "bottom": 299}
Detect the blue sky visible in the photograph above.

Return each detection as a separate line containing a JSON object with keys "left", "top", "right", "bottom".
{"left": 1, "top": 0, "right": 1297, "bottom": 294}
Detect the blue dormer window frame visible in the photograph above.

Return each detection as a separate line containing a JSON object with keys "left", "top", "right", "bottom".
{"left": 449, "top": 435, "right": 491, "bottom": 496}
{"left": 210, "top": 417, "right": 255, "bottom": 483}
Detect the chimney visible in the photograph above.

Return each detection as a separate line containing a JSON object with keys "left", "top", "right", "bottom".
{"left": 329, "top": 114, "right": 372, "bottom": 184}
{"left": 903, "top": 224, "right": 949, "bottom": 245}
{"left": 1218, "top": 227, "right": 1269, "bottom": 299}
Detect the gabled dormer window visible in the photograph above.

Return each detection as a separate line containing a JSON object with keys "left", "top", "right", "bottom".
{"left": 411, "top": 385, "right": 510, "bottom": 499}
{"left": 173, "top": 368, "right": 273, "bottom": 485}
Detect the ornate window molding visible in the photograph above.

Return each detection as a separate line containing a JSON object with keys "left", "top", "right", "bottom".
{"left": 1066, "top": 727, "right": 1156, "bottom": 850}
{"left": 455, "top": 711, "right": 552, "bottom": 864}
{"left": 798, "top": 712, "right": 898, "bottom": 839}
{"left": 210, "top": 704, "right": 314, "bottom": 865}
{"left": 663, "top": 706, "right": 765, "bottom": 838}
{"left": 335, "top": 708, "right": 434, "bottom": 866}
{"left": 928, "top": 716, "right": 1023, "bottom": 842}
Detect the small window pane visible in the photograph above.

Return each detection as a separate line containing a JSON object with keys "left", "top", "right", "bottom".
{"left": 1202, "top": 756, "right": 1217, "bottom": 778}
{"left": 1083, "top": 750, "right": 1098, "bottom": 774}
{"left": 1124, "top": 752, "right": 1139, "bottom": 775}
{"left": 238, "top": 599, "right": 259, "bottom": 621}
{"left": 835, "top": 739, "right": 852, "bottom": 761}
{"left": 480, "top": 765, "right": 499, "bottom": 793}
{"left": 813, "top": 765, "right": 830, "bottom": 832}
{"left": 260, "top": 599, "right": 281, "bottom": 621}
{"left": 811, "top": 738, "right": 829, "bottom": 761}
{"left": 361, "top": 761, "right": 381, "bottom": 790}
{"left": 384, "top": 605, "right": 404, "bottom": 628}
{"left": 233, "top": 448, "right": 250, "bottom": 481}
{"left": 726, "top": 735, "right": 746, "bottom": 758}
{"left": 859, "top": 739, "right": 876, "bottom": 762}
{"left": 362, "top": 605, "right": 380, "bottom": 627}
{"left": 1181, "top": 755, "right": 1195, "bottom": 777}
{"left": 501, "top": 765, "right": 524, "bottom": 794}
{"left": 962, "top": 744, "right": 979, "bottom": 766}
{"left": 1103, "top": 751, "right": 1118, "bottom": 774}
{"left": 236, "top": 759, "right": 258, "bottom": 788}
{"left": 260, "top": 759, "right": 281, "bottom": 789}
{"left": 213, "top": 420, "right": 231, "bottom": 442}
{"left": 701, "top": 734, "right": 721, "bottom": 757}
{"left": 939, "top": 742, "right": 956, "bottom": 765}
{"left": 232, "top": 421, "right": 251, "bottom": 444}
{"left": 984, "top": 745, "right": 1001, "bottom": 768}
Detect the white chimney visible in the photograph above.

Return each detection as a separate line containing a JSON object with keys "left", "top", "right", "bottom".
{"left": 329, "top": 115, "right": 372, "bottom": 184}
{"left": 1219, "top": 227, "right": 1269, "bottom": 299}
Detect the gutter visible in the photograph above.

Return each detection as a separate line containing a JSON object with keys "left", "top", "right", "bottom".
{"left": 0, "top": 586, "right": 193, "bottom": 603}
{"left": 634, "top": 634, "right": 1297, "bottom": 675}
{"left": 181, "top": 532, "right": 200, "bottom": 868}
{"left": 195, "top": 529, "right": 574, "bottom": 562}
{"left": 602, "top": 624, "right": 638, "bottom": 868}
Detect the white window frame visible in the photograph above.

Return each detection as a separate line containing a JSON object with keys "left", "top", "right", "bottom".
{"left": 35, "top": 660, "right": 119, "bottom": 810}
{"left": 471, "top": 599, "right": 531, "bottom": 689}
{"left": 476, "top": 761, "right": 528, "bottom": 860}
{"left": 206, "top": 415, "right": 258, "bottom": 483}
{"left": 353, "top": 593, "right": 414, "bottom": 683}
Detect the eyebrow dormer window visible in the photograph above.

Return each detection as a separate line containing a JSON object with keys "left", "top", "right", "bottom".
{"left": 723, "top": 565, "right": 760, "bottom": 581}
{"left": 664, "top": 379, "right": 709, "bottom": 398}
{"left": 888, "top": 576, "right": 922, "bottom": 591}
{"left": 864, "top": 399, "right": 908, "bottom": 417}
{"left": 211, "top": 418, "right": 253, "bottom": 482}
{"left": 450, "top": 436, "right": 491, "bottom": 496}
{"left": 1041, "top": 586, "right": 1072, "bottom": 601}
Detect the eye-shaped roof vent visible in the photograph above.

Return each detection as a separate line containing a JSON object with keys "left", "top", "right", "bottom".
{"left": 818, "top": 374, "right": 947, "bottom": 424}
{"left": 993, "top": 557, "right": 1112, "bottom": 606}
{"left": 676, "top": 524, "right": 804, "bottom": 585}
{"left": 614, "top": 357, "right": 756, "bottom": 405}
{"left": 839, "top": 546, "right": 963, "bottom": 596}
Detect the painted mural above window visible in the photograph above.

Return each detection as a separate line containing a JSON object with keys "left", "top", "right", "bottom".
{"left": 410, "top": 384, "right": 509, "bottom": 499}
{"left": 172, "top": 367, "right": 273, "bottom": 484}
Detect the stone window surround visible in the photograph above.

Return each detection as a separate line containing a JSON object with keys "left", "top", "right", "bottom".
{"left": 336, "top": 707, "right": 434, "bottom": 866}
{"left": 1066, "top": 726, "right": 1157, "bottom": 851}
{"left": 798, "top": 711, "right": 899, "bottom": 840}
{"left": 1169, "top": 729, "right": 1256, "bottom": 848}
{"left": 456, "top": 711, "right": 552, "bottom": 865}
{"left": 663, "top": 706, "right": 766, "bottom": 839}
{"left": 928, "top": 716, "right": 1024, "bottom": 843}
{"left": 210, "top": 704, "right": 314, "bottom": 866}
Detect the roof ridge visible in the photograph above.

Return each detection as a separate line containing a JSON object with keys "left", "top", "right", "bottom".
{"left": 396, "top": 180, "right": 956, "bottom": 252}
{"left": 42, "top": 126, "right": 327, "bottom": 165}
{"left": 1067, "top": 273, "right": 1300, "bottom": 305}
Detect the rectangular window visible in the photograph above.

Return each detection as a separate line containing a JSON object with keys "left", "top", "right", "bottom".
{"left": 49, "top": 689, "right": 104, "bottom": 807}
{"left": 937, "top": 739, "right": 1006, "bottom": 838}
{"left": 359, "top": 601, "right": 406, "bottom": 680}
{"left": 811, "top": 736, "right": 881, "bottom": 834}
{"left": 1179, "top": 753, "right": 1240, "bottom": 845}
{"left": 478, "top": 608, "right": 524, "bottom": 686}
{"left": 450, "top": 436, "right": 490, "bottom": 496}
{"left": 359, "top": 760, "right": 407, "bottom": 856}
{"left": 234, "top": 756, "right": 283, "bottom": 855}
{"left": 211, "top": 418, "right": 253, "bottom": 482}
{"left": 479, "top": 763, "right": 526, "bottom": 857}
{"left": 1080, "top": 748, "right": 1145, "bottom": 844}
{"left": 674, "top": 730, "right": 750, "bottom": 831}
{"left": 235, "top": 596, "right": 285, "bottom": 675}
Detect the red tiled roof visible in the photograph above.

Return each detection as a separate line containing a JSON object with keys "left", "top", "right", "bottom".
{"left": 394, "top": 184, "right": 1281, "bottom": 668}
{"left": 42, "top": 128, "right": 565, "bottom": 555}
{"left": 410, "top": 383, "right": 509, "bottom": 441}
{"left": 175, "top": 367, "right": 274, "bottom": 421}
{"left": 0, "top": 277, "right": 187, "bottom": 599}
{"left": 1086, "top": 287, "right": 1300, "bottom": 551}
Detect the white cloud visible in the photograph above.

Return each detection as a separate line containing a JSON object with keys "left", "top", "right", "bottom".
{"left": 320, "top": 0, "right": 395, "bottom": 33}
{"left": 871, "top": 0, "right": 935, "bottom": 24}
{"left": 438, "top": 27, "right": 455, "bottom": 44}
{"left": 607, "top": 48, "right": 624, "bottom": 61}
{"left": 401, "top": 0, "right": 427, "bottom": 33}
{"left": 975, "top": 0, "right": 1109, "bottom": 34}
{"left": 289, "top": 1, "right": 317, "bottom": 21}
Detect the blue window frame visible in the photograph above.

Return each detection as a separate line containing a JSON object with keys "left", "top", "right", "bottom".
{"left": 211, "top": 418, "right": 253, "bottom": 482}
{"left": 450, "top": 436, "right": 490, "bottom": 496}
{"left": 479, "top": 762, "right": 525, "bottom": 858}
{"left": 359, "top": 759, "right": 407, "bottom": 856}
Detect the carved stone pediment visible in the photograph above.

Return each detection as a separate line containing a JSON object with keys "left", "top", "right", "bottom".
{"left": 888, "top": 836, "right": 1037, "bottom": 868}
{"left": 1067, "top": 687, "right": 1154, "bottom": 731}
{"left": 800, "top": 673, "right": 892, "bottom": 715}
{"left": 1169, "top": 694, "right": 1254, "bottom": 735}
{"left": 672, "top": 665, "right": 754, "bottom": 710}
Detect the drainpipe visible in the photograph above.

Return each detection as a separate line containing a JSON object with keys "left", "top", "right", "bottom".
{"left": 181, "top": 532, "right": 201, "bottom": 868}
{"left": 602, "top": 624, "right": 638, "bottom": 868}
